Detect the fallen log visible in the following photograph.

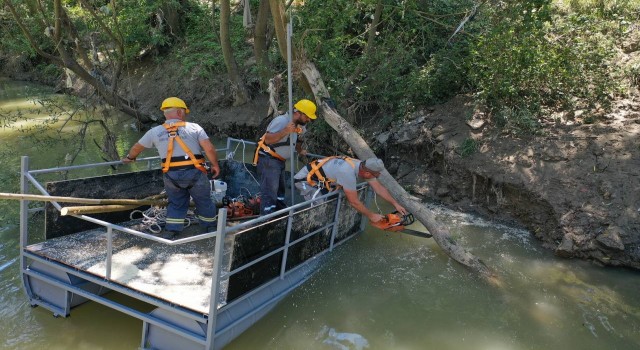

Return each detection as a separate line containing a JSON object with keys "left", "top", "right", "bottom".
{"left": 300, "top": 60, "right": 498, "bottom": 282}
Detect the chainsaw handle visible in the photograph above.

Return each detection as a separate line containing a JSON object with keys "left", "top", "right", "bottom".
{"left": 392, "top": 211, "right": 415, "bottom": 226}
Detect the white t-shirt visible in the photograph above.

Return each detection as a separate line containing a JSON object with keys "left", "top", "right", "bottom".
{"left": 294, "top": 158, "right": 362, "bottom": 191}
{"left": 138, "top": 119, "right": 209, "bottom": 158}
{"left": 266, "top": 113, "right": 307, "bottom": 160}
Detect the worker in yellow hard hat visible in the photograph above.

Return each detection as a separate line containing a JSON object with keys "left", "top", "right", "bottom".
{"left": 253, "top": 99, "right": 317, "bottom": 215}
{"left": 122, "top": 97, "right": 220, "bottom": 238}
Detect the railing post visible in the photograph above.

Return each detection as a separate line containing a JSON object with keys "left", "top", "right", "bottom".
{"left": 205, "top": 207, "right": 227, "bottom": 350}
{"left": 280, "top": 208, "right": 294, "bottom": 278}
{"left": 19, "top": 156, "right": 33, "bottom": 299}
{"left": 329, "top": 193, "right": 343, "bottom": 251}
{"left": 106, "top": 227, "right": 113, "bottom": 280}
{"left": 287, "top": 20, "right": 296, "bottom": 207}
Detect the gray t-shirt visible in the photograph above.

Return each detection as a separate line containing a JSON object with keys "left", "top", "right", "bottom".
{"left": 138, "top": 119, "right": 209, "bottom": 158}
{"left": 266, "top": 113, "right": 307, "bottom": 160}
{"left": 294, "top": 158, "right": 362, "bottom": 191}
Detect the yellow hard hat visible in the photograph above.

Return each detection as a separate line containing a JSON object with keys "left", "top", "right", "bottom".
{"left": 294, "top": 99, "right": 317, "bottom": 119}
{"left": 160, "top": 97, "right": 190, "bottom": 114}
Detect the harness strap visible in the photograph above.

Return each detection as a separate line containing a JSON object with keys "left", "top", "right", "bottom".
{"left": 162, "top": 121, "right": 207, "bottom": 174}
{"left": 305, "top": 156, "right": 356, "bottom": 192}
{"left": 253, "top": 133, "right": 286, "bottom": 165}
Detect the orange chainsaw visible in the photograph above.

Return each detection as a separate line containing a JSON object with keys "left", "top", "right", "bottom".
{"left": 371, "top": 211, "right": 432, "bottom": 238}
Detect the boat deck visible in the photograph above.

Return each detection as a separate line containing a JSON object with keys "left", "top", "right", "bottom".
{"left": 25, "top": 223, "right": 233, "bottom": 314}
{"left": 17, "top": 139, "right": 368, "bottom": 349}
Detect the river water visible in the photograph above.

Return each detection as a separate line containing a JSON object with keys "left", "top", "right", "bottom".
{"left": 0, "top": 78, "right": 639, "bottom": 350}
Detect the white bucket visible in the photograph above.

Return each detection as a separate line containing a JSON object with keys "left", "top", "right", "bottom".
{"left": 211, "top": 180, "right": 227, "bottom": 205}
{"left": 213, "top": 180, "right": 227, "bottom": 193}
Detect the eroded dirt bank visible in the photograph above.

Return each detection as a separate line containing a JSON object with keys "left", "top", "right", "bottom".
{"left": 374, "top": 96, "right": 640, "bottom": 269}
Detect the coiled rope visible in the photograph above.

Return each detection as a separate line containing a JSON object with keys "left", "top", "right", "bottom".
{"left": 130, "top": 205, "right": 196, "bottom": 234}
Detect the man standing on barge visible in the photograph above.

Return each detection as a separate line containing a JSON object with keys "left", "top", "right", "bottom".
{"left": 122, "top": 97, "right": 220, "bottom": 237}
{"left": 253, "top": 99, "right": 316, "bottom": 215}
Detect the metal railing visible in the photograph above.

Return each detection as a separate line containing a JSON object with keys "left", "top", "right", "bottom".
{"left": 18, "top": 138, "right": 367, "bottom": 350}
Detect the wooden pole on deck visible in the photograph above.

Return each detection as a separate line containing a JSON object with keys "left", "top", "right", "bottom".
{"left": 60, "top": 203, "right": 169, "bottom": 216}
{"left": 0, "top": 192, "right": 167, "bottom": 206}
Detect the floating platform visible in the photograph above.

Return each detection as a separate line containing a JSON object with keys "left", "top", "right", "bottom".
{"left": 17, "top": 138, "right": 368, "bottom": 349}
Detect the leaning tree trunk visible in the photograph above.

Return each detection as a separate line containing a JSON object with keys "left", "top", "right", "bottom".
{"left": 220, "top": 0, "right": 250, "bottom": 106}
{"left": 268, "top": 0, "right": 313, "bottom": 96}
{"left": 253, "top": 0, "right": 272, "bottom": 87}
{"left": 299, "top": 60, "right": 498, "bottom": 283}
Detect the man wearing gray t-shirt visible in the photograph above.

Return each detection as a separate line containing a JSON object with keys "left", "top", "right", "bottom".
{"left": 254, "top": 99, "right": 317, "bottom": 215}
{"left": 122, "top": 97, "right": 220, "bottom": 238}
{"left": 294, "top": 157, "right": 407, "bottom": 223}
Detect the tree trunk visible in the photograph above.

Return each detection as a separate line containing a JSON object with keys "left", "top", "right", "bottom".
{"left": 161, "top": 0, "right": 184, "bottom": 38}
{"left": 268, "top": 0, "right": 288, "bottom": 61}
{"left": 267, "top": 0, "right": 313, "bottom": 96}
{"left": 365, "top": 0, "right": 383, "bottom": 55}
{"left": 242, "top": 0, "right": 253, "bottom": 28}
{"left": 254, "top": 0, "right": 272, "bottom": 87}
{"left": 299, "top": 60, "right": 498, "bottom": 283}
{"left": 220, "top": 0, "right": 250, "bottom": 106}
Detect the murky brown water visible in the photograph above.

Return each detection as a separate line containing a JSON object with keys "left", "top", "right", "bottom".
{"left": 1, "top": 78, "right": 639, "bottom": 350}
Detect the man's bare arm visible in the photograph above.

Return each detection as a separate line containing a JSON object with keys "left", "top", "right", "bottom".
{"left": 343, "top": 189, "right": 384, "bottom": 223}
{"left": 200, "top": 138, "right": 220, "bottom": 178}
{"left": 368, "top": 180, "right": 408, "bottom": 215}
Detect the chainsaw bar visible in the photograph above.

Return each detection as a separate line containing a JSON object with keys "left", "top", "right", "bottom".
{"left": 398, "top": 228, "right": 433, "bottom": 238}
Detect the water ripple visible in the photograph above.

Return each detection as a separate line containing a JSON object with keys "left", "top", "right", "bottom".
{"left": 0, "top": 257, "right": 17, "bottom": 273}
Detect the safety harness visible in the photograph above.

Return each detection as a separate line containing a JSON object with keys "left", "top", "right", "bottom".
{"left": 161, "top": 121, "right": 207, "bottom": 174}
{"left": 252, "top": 133, "right": 290, "bottom": 165}
{"left": 302, "top": 156, "right": 356, "bottom": 192}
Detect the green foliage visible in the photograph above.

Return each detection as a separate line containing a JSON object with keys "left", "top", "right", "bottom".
{"left": 171, "top": 2, "right": 254, "bottom": 77}
{"left": 2, "top": 0, "right": 639, "bottom": 137}
{"left": 628, "top": 61, "right": 640, "bottom": 88}
{"left": 173, "top": 2, "right": 224, "bottom": 76}
{"left": 494, "top": 106, "right": 541, "bottom": 135}
{"left": 459, "top": 138, "right": 478, "bottom": 158}
{"left": 35, "top": 63, "right": 62, "bottom": 80}
{"left": 114, "top": 0, "right": 183, "bottom": 61}
{"left": 294, "top": 0, "right": 476, "bottom": 119}
{"left": 468, "top": 0, "right": 636, "bottom": 134}
{"left": 410, "top": 43, "right": 471, "bottom": 104}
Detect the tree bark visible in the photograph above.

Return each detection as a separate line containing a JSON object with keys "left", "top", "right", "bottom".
{"left": 268, "top": 0, "right": 288, "bottom": 61}
{"left": 161, "top": 0, "right": 184, "bottom": 38}
{"left": 254, "top": 0, "right": 272, "bottom": 87}
{"left": 365, "top": 0, "right": 383, "bottom": 55}
{"left": 299, "top": 60, "right": 498, "bottom": 282}
{"left": 220, "top": 0, "right": 250, "bottom": 106}
{"left": 267, "top": 0, "right": 313, "bottom": 96}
